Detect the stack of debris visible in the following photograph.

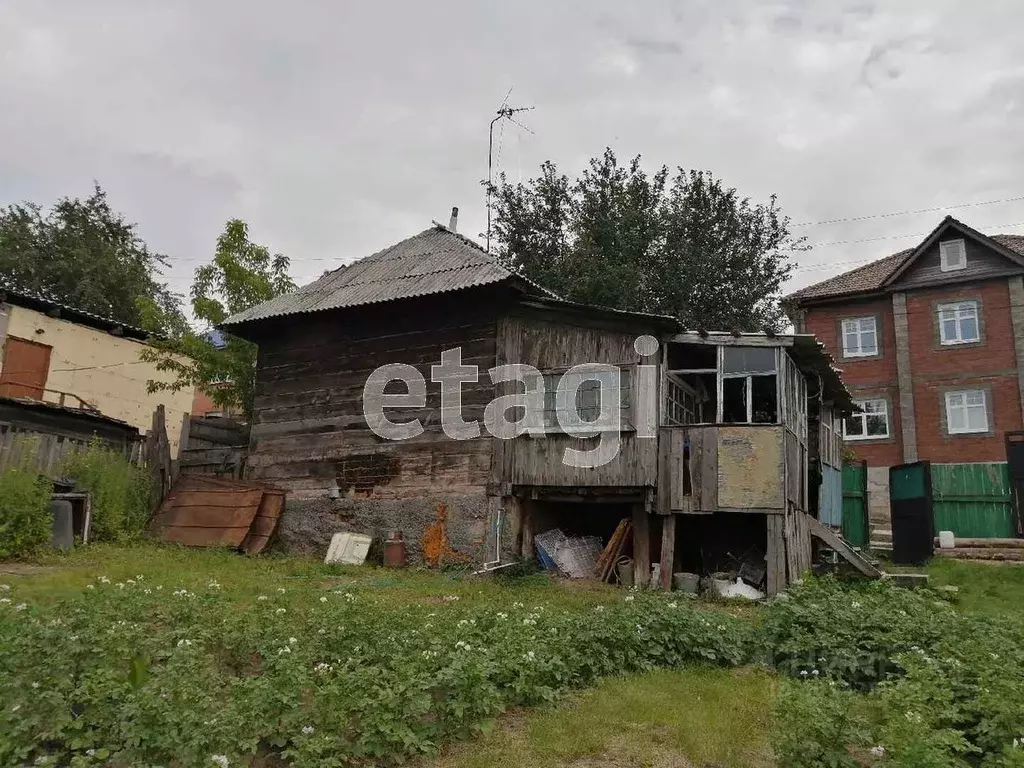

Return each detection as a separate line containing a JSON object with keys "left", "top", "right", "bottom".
{"left": 535, "top": 519, "right": 634, "bottom": 582}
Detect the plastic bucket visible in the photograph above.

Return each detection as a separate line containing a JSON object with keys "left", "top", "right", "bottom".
{"left": 616, "top": 556, "right": 634, "bottom": 588}
{"left": 672, "top": 572, "right": 700, "bottom": 593}
{"left": 710, "top": 572, "right": 733, "bottom": 597}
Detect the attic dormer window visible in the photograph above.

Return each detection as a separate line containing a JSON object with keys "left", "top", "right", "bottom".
{"left": 939, "top": 239, "right": 967, "bottom": 272}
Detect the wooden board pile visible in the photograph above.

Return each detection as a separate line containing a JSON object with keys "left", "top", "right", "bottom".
{"left": 594, "top": 519, "right": 633, "bottom": 583}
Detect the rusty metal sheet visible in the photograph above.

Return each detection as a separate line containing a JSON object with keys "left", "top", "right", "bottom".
{"left": 241, "top": 489, "right": 285, "bottom": 555}
{"left": 150, "top": 475, "right": 285, "bottom": 551}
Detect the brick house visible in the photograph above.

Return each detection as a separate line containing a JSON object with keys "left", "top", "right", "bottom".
{"left": 784, "top": 216, "right": 1024, "bottom": 543}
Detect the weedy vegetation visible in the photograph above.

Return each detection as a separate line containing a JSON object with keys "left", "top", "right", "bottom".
{"left": 1, "top": 546, "right": 1023, "bottom": 767}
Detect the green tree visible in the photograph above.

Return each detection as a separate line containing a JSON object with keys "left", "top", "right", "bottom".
{"left": 140, "top": 219, "right": 294, "bottom": 419}
{"left": 0, "top": 184, "right": 183, "bottom": 331}
{"left": 491, "top": 149, "right": 802, "bottom": 331}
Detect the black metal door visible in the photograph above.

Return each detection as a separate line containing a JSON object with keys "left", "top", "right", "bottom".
{"left": 889, "top": 461, "right": 934, "bottom": 566}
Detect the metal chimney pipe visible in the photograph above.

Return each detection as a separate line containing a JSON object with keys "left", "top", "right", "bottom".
{"left": 448, "top": 206, "right": 459, "bottom": 233}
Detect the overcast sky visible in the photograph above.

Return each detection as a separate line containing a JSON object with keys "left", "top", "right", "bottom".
{"left": 3, "top": 0, "right": 1023, "bottom": 302}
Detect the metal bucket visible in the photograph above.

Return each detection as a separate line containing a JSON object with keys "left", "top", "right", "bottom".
{"left": 616, "top": 556, "right": 634, "bottom": 588}
{"left": 672, "top": 572, "right": 700, "bottom": 593}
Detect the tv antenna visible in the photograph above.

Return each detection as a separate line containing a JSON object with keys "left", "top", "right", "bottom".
{"left": 484, "top": 94, "right": 534, "bottom": 252}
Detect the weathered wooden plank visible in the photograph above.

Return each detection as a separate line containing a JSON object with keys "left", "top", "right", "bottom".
{"left": 667, "top": 429, "right": 688, "bottom": 511}
{"left": 766, "top": 514, "right": 787, "bottom": 595}
{"left": 632, "top": 505, "right": 651, "bottom": 587}
{"left": 659, "top": 513, "right": 676, "bottom": 590}
{"left": 807, "top": 514, "right": 881, "bottom": 577}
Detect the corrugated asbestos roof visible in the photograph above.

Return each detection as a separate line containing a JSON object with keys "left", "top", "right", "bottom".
{"left": 222, "top": 225, "right": 549, "bottom": 327}
{"left": 786, "top": 233, "right": 1024, "bottom": 303}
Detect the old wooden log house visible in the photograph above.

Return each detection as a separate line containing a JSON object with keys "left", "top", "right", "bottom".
{"left": 222, "top": 218, "right": 856, "bottom": 593}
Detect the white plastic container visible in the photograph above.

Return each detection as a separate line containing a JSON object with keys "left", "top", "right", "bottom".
{"left": 938, "top": 530, "right": 956, "bottom": 549}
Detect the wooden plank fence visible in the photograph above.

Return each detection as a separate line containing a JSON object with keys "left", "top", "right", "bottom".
{"left": 176, "top": 415, "right": 249, "bottom": 479}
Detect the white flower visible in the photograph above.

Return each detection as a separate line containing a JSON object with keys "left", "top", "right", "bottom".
{"left": 98, "top": 576, "right": 110, "bottom": 584}
{"left": 135, "top": 575, "right": 144, "bottom": 580}
{"left": 31, "top": 682, "right": 39, "bottom": 689}
{"left": 257, "top": 595, "right": 268, "bottom": 601}
{"left": 344, "top": 593, "right": 355, "bottom": 602}
{"left": 319, "top": 596, "right": 328, "bottom": 603}
{"left": 144, "top": 589, "right": 152, "bottom": 594}
{"left": 870, "top": 746, "right": 886, "bottom": 757}
{"left": 211, "top": 756, "right": 229, "bottom": 768}
{"left": 667, "top": 602, "right": 678, "bottom": 609}
{"left": 800, "top": 670, "right": 809, "bottom": 677}
{"left": 86, "top": 584, "right": 95, "bottom": 590}
{"left": 277, "top": 646, "right": 291, "bottom": 655}
{"left": 301, "top": 725, "right": 315, "bottom": 735}
{"left": 275, "top": 608, "right": 286, "bottom": 614}
{"left": 86, "top": 749, "right": 96, "bottom": 756}
{"left": 126, "top": 579, "right": 135, "bottom": 585}
{"left": 288, "top": 637, "right": 297, "bottom": 645}
{"left": 455, "top": 640, "right": 471, "bottom": 650}
{"left": 207, "top": 581, "right": 221, "bottom": 590}
{"left": 523, "top": 651, "right": 535, "bottom": 661}
{"left": 0, "top": 584, "right": 9, "bottom": 591}
{"left": 443, "top": 595, "right": 460, "bottom": 602}
{"left": 594, "top": 605, "right": 605, "bottom": 613}
{"left": 115, "top": 583, "right": 125, "bottom": 590}
{"left": 317, "top": 628, "right": 326, "bottom": 635}
{"left": 522, "top": 618, "right": 536, "bottom": 626}
{"left": 14, "top": 603, "right": 27, "bottom": 611}
{"left": 851, "top": 601, "right": 862, "bottom": 609}
{"left": 277, "top": 587, "right": 286, "bottom": 594}
{"left": 496, "top": 612, "right": 508, "bottom": 620}
{"left": 0, "top": 598, "right": 10, "bottom": 604}
{"left": 177, "top": 639, "right": 192, "bottom": 648}
{"left": 314, "top": 662, "right": 333, "bottom": 672}
{"left": 155, "top": 585, "right": 162, "bottom": 591}
{"left": 512, "top": 601, "right": 524, "bottom": 609}
{"left": 11, "top": 704, "right": 20, "bottom": 712}
{"left": 624, "top": 595, "right": 635, "bottom": 602}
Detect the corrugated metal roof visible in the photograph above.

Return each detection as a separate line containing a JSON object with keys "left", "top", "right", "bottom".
{"left": 222, "top": 225, "right": 548, "bottom": 327}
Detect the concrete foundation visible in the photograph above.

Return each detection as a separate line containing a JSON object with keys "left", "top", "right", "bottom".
{"left": 277, "top": 492, "right": 519, "bottom": 566}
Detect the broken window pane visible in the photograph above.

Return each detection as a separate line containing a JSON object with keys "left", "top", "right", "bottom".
{"left": 722, "top": 377, "right": 748, "bottom": 422}
{"left": 751, "top": 375, "right": 778, "bottom": 423}
{"left": 722, "top": 347, "right": 776, "bottom": 375}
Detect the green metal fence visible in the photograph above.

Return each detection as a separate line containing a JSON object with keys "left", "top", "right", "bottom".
{"left": 841, "top": 462, "right": 869, "bottom": 547}
{"left": 931, "top": 463, "right": 1015, "bottom": 539}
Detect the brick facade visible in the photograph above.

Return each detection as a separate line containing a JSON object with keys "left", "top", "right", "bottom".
{"left": 798, "top": 274, "right": 1024, "bottom": 468}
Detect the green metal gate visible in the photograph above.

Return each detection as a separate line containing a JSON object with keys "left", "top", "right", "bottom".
{"left": 931, "top": 463, "right": 1015, "bottom": 538}
{"left": 841, "top": 462, "right": 869, "bottom": 547}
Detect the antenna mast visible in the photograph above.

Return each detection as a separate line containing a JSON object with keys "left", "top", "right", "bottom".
{"left": 485, "top": 102, "right": 534, "bottom": 253}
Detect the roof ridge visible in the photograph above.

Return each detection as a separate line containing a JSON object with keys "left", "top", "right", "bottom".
{"left": 786, "top": 248, "right": 910, "bottom": 300}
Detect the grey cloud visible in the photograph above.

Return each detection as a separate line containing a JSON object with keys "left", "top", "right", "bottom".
{"left": 0, "top": 0, "right": 1021, "bottom": 302}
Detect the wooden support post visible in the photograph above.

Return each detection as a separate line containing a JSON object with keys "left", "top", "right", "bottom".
{"left": 659, "top": 513, "right": 676, "bottom": 590}
{"left": 520, "top": 500, "right": 535, "bottom": 560}
{"left": 632, "top": 504, "right": 651, "bottom": 587}
{"left": 766, "top": 513, "right": 787, "bottom": 595}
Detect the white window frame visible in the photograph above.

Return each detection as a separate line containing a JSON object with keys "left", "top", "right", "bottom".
{"left": 937, "top": 300, "right": 980, "bottom": 345}
{"left": 841, "top": 316, "right": 878, "bottom": 358}
{"left": 944, "top": 389, "right": 988, "bottom": 434}
{"left": 844, "top": 398, "right": 889, "bottom": 441}
{"left": 939, "top": 239, "right": 967, "bottom": 272}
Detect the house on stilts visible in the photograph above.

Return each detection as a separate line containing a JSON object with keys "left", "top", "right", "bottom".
{"left": 221, "top": 216, "right": 866, "bottom": 593}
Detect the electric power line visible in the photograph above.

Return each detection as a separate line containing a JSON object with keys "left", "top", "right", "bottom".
{"left": 791, "top": 194, "right": 1024, "bottom": 228}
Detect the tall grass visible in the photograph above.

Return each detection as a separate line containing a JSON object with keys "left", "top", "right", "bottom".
{"left": 0, "top": 437, "right": 52, "bottom": 558}
{"left": 58, "top": 438, "right": 149, "bottom": 542}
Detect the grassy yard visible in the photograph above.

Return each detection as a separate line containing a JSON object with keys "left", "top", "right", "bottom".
{"left": 2, "top": 544, "right": 1023, "bottom": 767}
{"left": 422, "top": 666, "right": 776, "bottom": 768}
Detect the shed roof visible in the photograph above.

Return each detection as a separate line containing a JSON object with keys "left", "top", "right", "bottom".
{"left": 0, "top": 284, "right": 153, "bottom": 341}
{"left": 221, "top": 225, "right": 553, "bottom": 328}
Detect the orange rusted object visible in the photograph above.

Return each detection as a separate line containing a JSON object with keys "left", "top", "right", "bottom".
{"left": 421, "top": 502, "right": 471, "bottom": 567}
{"left": 383, "top": 530, "right": 407, "bottom": 568}
{"left": 148, "top": 475, "right": 285, "bottom": 554}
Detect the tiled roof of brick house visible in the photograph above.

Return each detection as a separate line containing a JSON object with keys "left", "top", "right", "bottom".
{"left": 786, "top": 229, "right": 1024, "bottom": 304}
